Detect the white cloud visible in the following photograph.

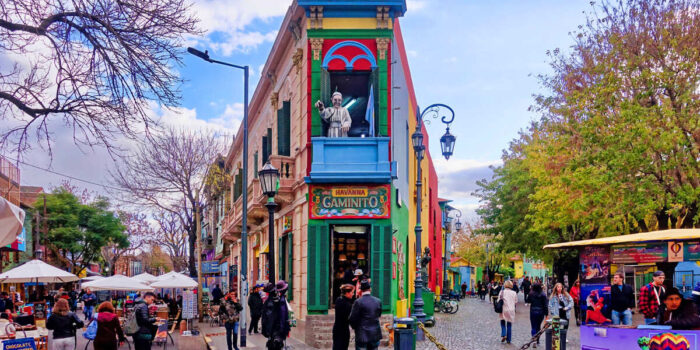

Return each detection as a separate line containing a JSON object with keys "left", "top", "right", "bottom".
{"left": 435, "top": 156, "right": 501, "bottom": 220}
{"left": 407, "top": 0, "right": 427, "bottom": 11}
{"left": 206, "top": 30, "right": 279, "bottom": 56}
{"left": 407, "top": 50, "right": 418, "bottom": 58}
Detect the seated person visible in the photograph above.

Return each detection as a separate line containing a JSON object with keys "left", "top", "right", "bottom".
{"left": 657, "top": 287, "right": 700, "bottom": 329}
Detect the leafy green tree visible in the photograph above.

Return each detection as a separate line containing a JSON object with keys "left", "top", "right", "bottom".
{"left": 34, "top": 187, "right": 128, "bottom": 274}
{"left": 476, "top": 0, "right": 700, "bottom": 282}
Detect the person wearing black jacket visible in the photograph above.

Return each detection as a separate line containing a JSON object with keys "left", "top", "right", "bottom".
{"left": 522, "top": 277, "right": 532, "bottom": 304}
{"left": 212, "top": 284, "right": 224, "bottom": 305}
{"left": 219, "top": 291, "right": 243, "bottom": 350}
{"left": 262, "top": 281, "right": 291, "bottom": 350}
{"left": 528, "top": 283, "right": 548, "bottom": 348}
{"left": 333, "top": 284, "right": 355, "bottom": 350}
{"left": 46, "top": 298, "right": 84, "bottom": 350}
{"left": 657, "top": 287, "right": 700, "bottom": 330}
{"left": 133, "top": 292, "right": 158, "bottom": 350}
{"left": 247, "top": 286, "right": 263, "bottom": 334}
{"left": 349, "top": 280, "right": 382, "bottom": 350}
{"left": 610, "top": 272, "right": 635, "bottom": 325}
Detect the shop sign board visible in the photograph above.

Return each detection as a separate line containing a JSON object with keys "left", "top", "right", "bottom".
{"left": 611, "top": 243, "right": 667, "bottom": 264}
{"left": 182, "top": 290, "right": 196, "bottom": 319}
{"left": 668, "top": 241, "right": 684, "bottom": 262}
{"left": 684, "top": 241, "right": 700, "bottom": 261}
{"left": 309, "top": 184, "right": 390, "bottom": 219}
{"left": 202, "top": 261, "right": 220, "bottom": 274}
{"left": 2, "top": 338, "right": 36, "bottom": 350}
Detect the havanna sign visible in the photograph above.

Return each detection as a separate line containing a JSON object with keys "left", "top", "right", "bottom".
{"left": 310, "top": 185, "right": 390, "bottom": 219}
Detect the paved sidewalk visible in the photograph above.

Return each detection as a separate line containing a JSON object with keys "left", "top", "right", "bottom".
{"left": 200, "top": 322, "right": 314, "bottom": 349}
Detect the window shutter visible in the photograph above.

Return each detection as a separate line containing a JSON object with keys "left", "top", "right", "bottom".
{"left": 371, "top": 224, "right": 392, "bottom": 312}
{"left": 370, "top": 69, "right": 380, "bottom": 136}
{"left": 267, "top": 128, "right": 273, "bottom": 158}
{"left": 287, "top": 232, "right": 293, "bottom": 301}
{"left": 254, "top": 152, "right": 258, "bottom": 178}
{"left": 262, "top": 136, "right": 269, "bottom": 164}
{"left": 320, "top": 69, "right": 331, "bottom": 107}
{"left": 279, "top": 236, "right": 284, "bottom": 285}
{"left": 277, "top": 102, "right": 291, "bottom": 156}
{"left": 307, "top": 224, "right": 329, "bottom": 311}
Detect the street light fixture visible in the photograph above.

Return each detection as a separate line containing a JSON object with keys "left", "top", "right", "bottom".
{"left": 443, "top": 207, "right": 462, "bottom": 293}
{"left": 188, "top": 46, "right": 251, "bottom": 347}
{"left": 412, "top": 103, "right": 455, "bottom": 336}
{"left": 259, "top": 161, "right": 280, "bottom": 284}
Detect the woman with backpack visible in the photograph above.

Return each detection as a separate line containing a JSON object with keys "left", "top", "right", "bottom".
{"left": 46, "top": 298, "right": 84, "bottom": 350}
{"left": 528, "top": 283, "right": 548, "bottom": 348}
{"left": 219, "top": 290, "right": 243, "bottom": 350}
{"left": 94, "top": 301, "right": 126, "bottom": 350}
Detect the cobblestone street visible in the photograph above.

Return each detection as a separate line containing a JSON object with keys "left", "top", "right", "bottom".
{"left": 417, "top": 295, "right": 580, "bottom": 350}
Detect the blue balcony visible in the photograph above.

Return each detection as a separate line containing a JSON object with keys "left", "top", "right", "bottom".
{"left": 307, "top": 137, "right": 393, "bottom": 183}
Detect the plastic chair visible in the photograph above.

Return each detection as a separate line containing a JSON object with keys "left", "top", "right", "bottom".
{"left": 35, "top": 335, "right": 48, "bottom": 350}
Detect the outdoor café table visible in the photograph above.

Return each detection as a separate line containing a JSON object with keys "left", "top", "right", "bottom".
{"left": 0, "top": 327, "right": 49, "bottom": 347}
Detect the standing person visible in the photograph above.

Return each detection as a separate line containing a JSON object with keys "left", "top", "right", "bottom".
{"left": 610, "top": 272, "right": 635, "bottom": 325}
{"left": 69, "top": 287, "right": 78, "bottom": 312}
{"left": 478, "top": 281, "right": 486, "bottom": 301}
{"left": 549, "top": 283, "right": 574, "bottom": 330}
{"left": 46, "top": 298, "right": 84, "bottom": 350}
{"left": 569, "top": 279, "right": 581, "bottom": 326}
{"left": 333, "top": 284, "right": 355, "bottom": 350}
{"left": 656, "top": 287, "right": 700, "bottom": 329}
{"left": 461, "top": 282, "right": 467, "bottom": 298}
{"left": 528, "top": 283, "right": 548, "bottom": 348}
{"left": 497, "top": 280, "right": 518, "bottom": 344}
{"left": 490, "top": 281, "right": 501, "bottom": 305}
{"left": 212, "top": 284, "right": 224, "bottom": 305}
{"left": 248, "top": 285, "right": 263, "bottom": 334}
{"left": 262, "top": 281, "right": 291, "bottom": 350}
{"left": 349, "top": 280, "right": 382, "bottom": 350}
{"left": 219, "top": 290, "right": 243, "bottom": 350}
{"left": 522, "top": 276, "right": 532, "bottom": 304}
{"left": 94, "top": 301, "right": 126, "bottom": 350}
{"left": 133, "top": 292, "right": 158, "bottom": 350}
{"left": 81, "top": 288, "right": 97, "bottom": 321}
{"left": 639, "top": 271, "right": 666, "bottom": 325}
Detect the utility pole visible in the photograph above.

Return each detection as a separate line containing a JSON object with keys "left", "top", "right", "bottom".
{"left": 195, "top": 189, "right": 204, "bottom": 322}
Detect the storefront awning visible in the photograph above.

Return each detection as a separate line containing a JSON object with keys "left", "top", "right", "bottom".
{"left": 0, "top": 196, "right": 25, "bottom": 247}
{"left": 543, "top": 229, "right": 700, "bottom": 249}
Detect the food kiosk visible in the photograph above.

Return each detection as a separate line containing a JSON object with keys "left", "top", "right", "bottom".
{"left": 545, "top": 229, "right": 700, "bottom": 350}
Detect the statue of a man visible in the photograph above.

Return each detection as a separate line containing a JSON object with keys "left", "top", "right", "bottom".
{"left": 315, "top": 92, "right": 352, "bottom": 137}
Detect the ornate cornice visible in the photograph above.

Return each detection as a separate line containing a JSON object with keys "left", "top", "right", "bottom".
{"left": 292, "top": 48, "right": 304, "bottom": 73}
{"left": 270, "top": 92, "right": 279, "bottom": 109}
{"left": 309, "top": 6, "right": 323, "bottom": 29}
{"left": 376, "top": 38, "right": 391, "bottom": 60}
{"left": 310, "top": 38, "right": 324, "bottom": 60}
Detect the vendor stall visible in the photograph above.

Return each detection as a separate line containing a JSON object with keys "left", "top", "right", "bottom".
{"left": 545, "top": 229, "right": 700, "bottom": 350}
{"left": 81, "top": 274, "right": 154, "bottom": 292}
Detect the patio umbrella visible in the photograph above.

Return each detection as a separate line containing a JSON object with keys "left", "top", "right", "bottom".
{"left": 0, "top": 259, "right": 78, "bottom": 283}
{"left": 0, "top": 196, "right": 25, "bottom": 247}
{"left": 81, "top": 275, "right": 105, "bottom": 282}
{"left": 82, "top": 274, "right": 154, "bottom": 291}
{"left": 150, "top": 273, "right": 197, "bottom": 289}
{"left": 155, "top": 271, "right": 189, "bottom": 281}
{"left": 132, "top": 272, "right": 158, "bottom": 284}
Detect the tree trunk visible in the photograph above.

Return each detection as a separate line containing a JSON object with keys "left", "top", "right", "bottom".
{"left": 188, "top": 226, "right": 197, "bottom": 277}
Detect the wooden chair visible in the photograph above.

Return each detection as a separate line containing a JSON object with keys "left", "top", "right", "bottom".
{"left": 35, "top": 335, "right": 48, "bottom": 350}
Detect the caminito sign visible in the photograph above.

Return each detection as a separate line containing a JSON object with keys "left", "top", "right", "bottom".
{"left": 310, "top": 184, "right": 390, "bottom": 219}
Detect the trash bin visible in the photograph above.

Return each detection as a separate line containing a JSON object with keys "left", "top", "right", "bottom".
{"left": 545, "top": 319, "right": 567, "bottom": 350}
{"left": 394, "top": 317, "right": 416, "bottom": 350}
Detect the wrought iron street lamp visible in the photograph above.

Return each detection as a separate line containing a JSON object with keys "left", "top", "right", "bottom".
{"left": 187, "top": 46, "right": 251, "bottom": 347}
{"left": 412, "top": 103, "right": 455, "bottom": 335}
{"left": 259, "top": 161, "right": 280, "bottom": 284}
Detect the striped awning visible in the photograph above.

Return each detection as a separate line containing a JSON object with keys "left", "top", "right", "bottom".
{"left": 543, "top": 229, "right": 700, "bottom": 249}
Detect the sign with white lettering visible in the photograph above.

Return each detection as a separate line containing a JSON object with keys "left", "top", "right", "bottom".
{"left": 309, "top": 185, "right": 390, "bottom": 219}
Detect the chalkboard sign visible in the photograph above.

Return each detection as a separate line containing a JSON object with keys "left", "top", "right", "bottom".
{"left": 182, "top": 291, "right": 196, "bottom": 319}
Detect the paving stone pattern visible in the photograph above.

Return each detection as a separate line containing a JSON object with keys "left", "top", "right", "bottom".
{"left": 417, "top": 295, "right": 581, "bottom": 350}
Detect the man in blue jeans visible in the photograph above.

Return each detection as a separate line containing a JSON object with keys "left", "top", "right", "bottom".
{"left": 610, "top": 272, "right": 635, "bottom": 325}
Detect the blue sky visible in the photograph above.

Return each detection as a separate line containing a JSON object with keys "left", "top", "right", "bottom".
{"left": 19, "top": 0, "right": 593, "bottom": 219}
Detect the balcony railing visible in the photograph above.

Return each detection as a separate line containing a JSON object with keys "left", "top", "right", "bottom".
{"left": 307, "top": 137, "right": 392, "bottom": 183}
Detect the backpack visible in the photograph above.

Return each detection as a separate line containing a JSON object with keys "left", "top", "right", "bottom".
{"left": 82, "top": 315, "right": 98, "bottom": 340}
{"left": 124, "top": 310, "right": 140, "bottom": 336}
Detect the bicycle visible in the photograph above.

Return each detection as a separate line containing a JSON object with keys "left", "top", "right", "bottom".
{"left": 433, "top": 295, "right": 459, "bottom": 314}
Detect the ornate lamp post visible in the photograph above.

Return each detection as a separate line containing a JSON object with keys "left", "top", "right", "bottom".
{"left": 258, "top": 161, "right": 280, "bottom": 284}
{"left": 443, "top": 208, "right": 461, "bottom": 292}
{"left": 412, "top": 103, "right": 455, "bottom": 331}
{"left": 187, "top": 47, "right": 251, "bottom": 347}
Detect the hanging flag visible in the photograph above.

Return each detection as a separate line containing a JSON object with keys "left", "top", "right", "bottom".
{"left": 365, "top": 85, "right": 375, "bottom": 136}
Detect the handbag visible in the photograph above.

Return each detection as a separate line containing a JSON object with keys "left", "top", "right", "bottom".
{"left": 494, "top": 292, "right": 504, "bottom": 313}
{"left": 558, "top": 297, "right": 568, "bottom": 319}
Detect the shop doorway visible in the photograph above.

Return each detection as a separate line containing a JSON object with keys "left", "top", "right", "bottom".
{"left": 331, "top": 224, "right": 370, "bottom": 307}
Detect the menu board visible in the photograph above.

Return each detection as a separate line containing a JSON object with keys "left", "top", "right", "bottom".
{"left": 611, "top": 243, "right": 667, "bottom": 264}
{"left": 182, "top": 291, "right": 196, "bottom": 319}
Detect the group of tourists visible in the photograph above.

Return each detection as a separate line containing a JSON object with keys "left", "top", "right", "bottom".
{"left": 215, "top": 280, "right": 291, "bottom": 350}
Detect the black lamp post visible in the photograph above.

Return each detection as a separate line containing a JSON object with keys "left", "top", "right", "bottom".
{"left": 187, "top": 46, "right": 251, "bottom": 347}
{"left": 443, "top": 207, "right": 462, "bottom": 293}
{"left": 412, "top": 103, "right": 455, "bottom": 333}
{"left": 259, "top": 161, "right": 280, "bottom": 284}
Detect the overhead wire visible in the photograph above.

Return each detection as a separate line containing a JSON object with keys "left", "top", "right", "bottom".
{"left": 5, "top": 157, "right": 123, "bottom": 191}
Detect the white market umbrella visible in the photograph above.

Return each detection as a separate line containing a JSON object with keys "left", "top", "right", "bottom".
{"left": 0, "top": 259, "right": 78, "bottom": 283}
{"left": 82, "top": 274, "right": 154, "bottom": 292}
{"left": 0, "top": 196, "right": 25, "bottom": 247}
{"left": 155, "top": 271, "right": 189, "bottom": 281}
{"left": 150, "top": 273, "right": 197, "bottom": 289}
{"left": 81, "top": 275, "right": 105, "bottom": 282}
{"left": 132, "top": 272, "right": 158, "bottom": 284}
